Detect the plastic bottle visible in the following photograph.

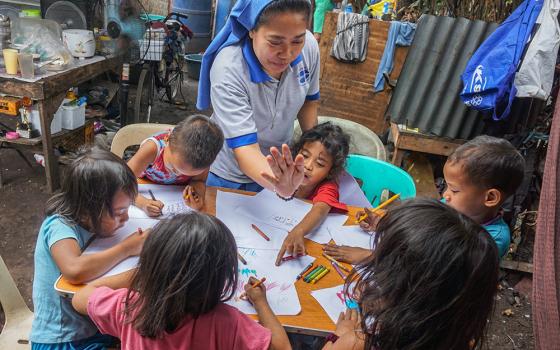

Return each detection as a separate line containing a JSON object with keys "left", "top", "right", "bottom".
{"left": 345, "top": 2, "right": 353, "bottom": 13}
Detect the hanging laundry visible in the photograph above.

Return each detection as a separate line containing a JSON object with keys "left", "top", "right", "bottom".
{"left": 460, "top": 0, "right": 543, "bottom": 121}
{"left": 373, "top": 21, "right": 416, "bottom": 92}
{"left": 515, "top": 0, "right": 560, "bottom": 100}
{"left": 331, "top": 12, "right": 370, "bottom": 62}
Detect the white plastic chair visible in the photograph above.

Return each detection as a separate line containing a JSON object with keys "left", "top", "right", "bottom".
{"left": 110, "top": 123, "right": 174, "bottom": 158}
{"left": 0, "top": 254, "right": 33, "bottom": 349}
{"left": 292, "top": 116, "right": 387, "bottom": 161}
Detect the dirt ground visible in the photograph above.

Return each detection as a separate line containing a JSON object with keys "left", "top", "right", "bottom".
{"left": 0, "top": 79, "right": 535, "bottom": 349}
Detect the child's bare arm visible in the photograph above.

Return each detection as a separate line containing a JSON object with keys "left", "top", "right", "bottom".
{"left": 51, "top": 229, "right": 148, "bottom": 284}
{"left": 72, "top": 270, "right": 135, "bottom": 315}
{"left": 275, "top": 202, "right": 331, "bottom": 266}
{"left": 127, "top": 141, "right": 164, "bottom": 216}
{"left": 184, "top": 170, "right": 208, "bottom": 211}
{"left": 244, "top": 277, "right": 291, "bottom": 350}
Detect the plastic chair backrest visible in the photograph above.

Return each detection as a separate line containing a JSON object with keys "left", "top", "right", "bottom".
{"left": 0, "top": 254, "right": 33, "bottom": 349}
{"left": 110, "top": 123, "right": 175, "bottom": 158}
{"left": 346, "top": 154, "right": 416, "bottom": 206}
{"left": 293, "top": 116, "right": 387, "bottom": 161}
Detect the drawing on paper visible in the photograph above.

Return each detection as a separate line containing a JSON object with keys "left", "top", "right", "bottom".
{"left": 162, "top": 201, "right": 190, "bottom": 216}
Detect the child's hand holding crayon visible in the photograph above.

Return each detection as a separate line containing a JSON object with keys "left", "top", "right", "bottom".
{"left": 122, "top": 227, "right": 151, "bottom": 256}
{"left": 356, "top": 208, "right": 382, "bottom": 232}
{"left": 242, "top": 276, "right": 268, "bottom": 306}
{"left": 137, "top": 195, "right": 164, "bottom": 217}
{"left": 275, "top": 231, "right": 306, "bottom": 266}
{"left": 183, "top": 185, "right": 203, "bottom": 211}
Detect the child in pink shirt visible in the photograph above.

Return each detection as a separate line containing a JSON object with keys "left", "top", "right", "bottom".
{"left": 72, "top": 213, "right": 291, "bottom": 350}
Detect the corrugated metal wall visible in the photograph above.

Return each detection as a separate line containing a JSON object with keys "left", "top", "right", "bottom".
{"left": 386, "top": 15, "right": 498, "bottom": 140}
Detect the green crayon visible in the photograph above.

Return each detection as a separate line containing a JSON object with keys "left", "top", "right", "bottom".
{"left": 302, "top": 265, "right": 321, "bottom": 280}
{"left": 305, "top": 266, "right": 325, "bottom": 283}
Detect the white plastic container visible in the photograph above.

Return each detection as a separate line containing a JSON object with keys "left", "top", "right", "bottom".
{"left": 29, "top": 107, "right": 62, "bottom": 135}
{"left": 61, "top": 103, "right": 86, "bottom": 130}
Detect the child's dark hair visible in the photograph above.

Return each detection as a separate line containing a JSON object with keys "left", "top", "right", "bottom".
{"left": 168, "top": 114, "right": 224, "bottom": 169}
{"left": 292, "top": 122, "right": 350, "bottom": 180}
{"left": 45, "top": 147, "right": 137, "bottom": 234}
{"left": 448, "top": 135, "right": 524, "bottom": 197}
{"left": 124, "top": 212, "right": 238, "bottom": 338}
{"left": 348, "top": 198, "right": 499, "bottom": 350}
{"left": 254, "top": 0, "right": 311, "bottom": 30}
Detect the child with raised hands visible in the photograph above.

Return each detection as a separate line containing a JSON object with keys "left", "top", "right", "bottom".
{"left": 127, "top": 115, "right": 224, "bottom": 216}
{"left": 72, "top": 212, "right": 291, "bottom": 350}
{"left": 30, "top": 148, "right": 149, "bottom": 349}
{"left": 275, "top": 122, "right": 350, "bottom": 265}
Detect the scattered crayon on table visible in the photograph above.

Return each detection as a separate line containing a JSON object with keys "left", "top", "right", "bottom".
{"left": 296, "top": 263, "right": 314, "bottom": 280}
{"left": 251, "top": 224, "right": 271, "bottom": 241}
{"left": 311, "top": 268, "right": 330, "bottom": 284}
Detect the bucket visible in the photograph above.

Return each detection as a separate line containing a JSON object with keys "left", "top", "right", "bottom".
{"left": 172, "top": 0, "right": 211, "bottom": 53}
{"left": 184, "top": 54, "right": 202, "bottom": 80}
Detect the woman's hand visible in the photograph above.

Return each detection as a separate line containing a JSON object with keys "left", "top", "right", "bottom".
{"left": 275, "top": 231, "right": 306, "bottom": 266}
{"left": 261, "top": 144, "right": 305, "bottom": 198}
{"left": 183, "top": 185, "right": 203, "bottom": 211}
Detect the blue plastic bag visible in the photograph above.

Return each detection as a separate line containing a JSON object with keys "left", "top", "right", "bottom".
{"left": 460, "top": 0, "right": 543, "bottom": 120}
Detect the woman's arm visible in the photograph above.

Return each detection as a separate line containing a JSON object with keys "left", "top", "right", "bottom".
{"left": 297, "top": 100, "right": 319, "bottom": 132}
{"left": 72, "top": 270, "right": 135, "bottom": 315}
{"left": 275, "top": 202, "right": 331, "bottom": 265}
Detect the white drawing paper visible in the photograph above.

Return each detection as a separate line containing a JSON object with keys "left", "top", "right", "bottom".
{"left": 234, "top": 189, "right": 313, "bottom": 231}
{"left": 83, "top": 217, "right": 158, "bottom": 280}
{"left": 310, "top": 284, "right": 348, "bottom": 323}
{"left": 306, "top": 213, "right": 348, "bottom": 244}
{"left": 338, "top": 171, "right": 373, "bottom": 208}
{"left": 227, "top": 248, "right": 315, "bottom": 315}
{"left": 328, "top": 225, "right": 375, "bottom": 250}
{"left": 128, "top": 184, "right": 193, "bottom": 219}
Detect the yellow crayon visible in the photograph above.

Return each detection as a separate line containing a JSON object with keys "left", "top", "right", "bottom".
{"left": 311, "top": 267, "right": 330, "bottom": 284}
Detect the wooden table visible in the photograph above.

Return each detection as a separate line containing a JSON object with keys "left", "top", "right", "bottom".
{"left": 56, "top": 186, "right": 363, "bottom": 336}
{"left": 0, "top": 56, "right": 122, "bottom": 192}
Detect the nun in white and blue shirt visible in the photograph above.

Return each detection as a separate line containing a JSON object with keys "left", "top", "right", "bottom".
{"left": 198, "top": 0, "right": 320, "bottom": 197}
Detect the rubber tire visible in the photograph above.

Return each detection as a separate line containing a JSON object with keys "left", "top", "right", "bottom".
{"left": 134, "top": 65, "right": 154, "bottom": 123}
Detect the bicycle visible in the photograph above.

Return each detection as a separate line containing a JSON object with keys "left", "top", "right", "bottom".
{"left": 134, "top": 13, "right": 193, "bottom": 123}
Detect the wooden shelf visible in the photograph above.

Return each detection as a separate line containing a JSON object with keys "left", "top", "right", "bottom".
{"left": 0, "top": 122, "right": 92, "bottom": 147}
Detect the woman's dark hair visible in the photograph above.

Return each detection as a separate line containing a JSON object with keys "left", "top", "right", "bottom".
{"left": 347, "top": 198, "right": 499, "bottom": 350}
{"left": 254, "top": 0, "right": 311, "bottom": 30}
{"left": 168, "top": 114, "right": 224, "bottom": 170}
{"left": 45, "top": 147, "right": 137, "bottom": 234}
{"left": 292, "top": 122, "right": 350, "bottom": 180}
{"left": 124, "top": 212, "right": 238, "bottom": 338}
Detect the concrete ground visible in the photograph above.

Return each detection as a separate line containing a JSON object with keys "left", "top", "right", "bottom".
{"left": 0, "top": 77, "right": 533, "bottom": 349}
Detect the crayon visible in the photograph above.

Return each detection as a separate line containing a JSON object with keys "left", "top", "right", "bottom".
{"left": 281, "top": 254, "right": 305, "bottom": 262}
{"left": 237, "top": 252, "right": 247, "bottom": 265}
{"left": 311, "top": 268, "right": 330, "bottom": 284}
{"left": 251, "top": 277, "right": 266, "bottom": 288}
{"left": 322, "top": 253, "right": 351, "bottom": 273}
{"left": 296, "top": 263, "right": 314, "bottom": 280}
{"left": 148, "top": 189, "right": 157, "bottom": 201}
{"left": 251, "top": 224, "right": 271, "bottom": 241}
{"left": 332, "top": 261, "right": 346, "bottom": 279}
{"left": 302, "top": 265, "right": 322, "bottom": 281}
{"left": 305, "top": 266, "right": 325, "bottom": 283}
{"left": 358, "top": 193, "right": 400, "bottom": 223}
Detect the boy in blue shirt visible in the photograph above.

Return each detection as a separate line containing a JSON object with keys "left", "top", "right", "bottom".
{"left": 442, "top": 135, "right": 525, "bottom": 258}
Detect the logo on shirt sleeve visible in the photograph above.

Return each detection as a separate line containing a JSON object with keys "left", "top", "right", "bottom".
{"left": 298, "top": 66, "right": 310, "bottom": 85}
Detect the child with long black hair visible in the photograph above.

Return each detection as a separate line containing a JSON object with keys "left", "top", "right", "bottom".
{"left": 30, "top": 148, "right": 147, "bottom": 350}
{"left": 275, "top": 121, "right": 350, "bottom": 265}
{"left": 323, "top": 198, "right": 499, "bottom": 350}
{"left": 72, "top": 213, "right": 291, "bottom": 350}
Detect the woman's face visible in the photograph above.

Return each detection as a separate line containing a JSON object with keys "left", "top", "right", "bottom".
{"left": 249, "top": 11, "right": 308, "bottom": 79}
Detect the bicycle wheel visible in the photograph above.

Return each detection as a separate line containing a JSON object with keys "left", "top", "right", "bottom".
{"left": 135, "top": 64, "right": 154, "bottom": 123}
{"left": 164, "top": 57, "right": 184, "bottom": 103}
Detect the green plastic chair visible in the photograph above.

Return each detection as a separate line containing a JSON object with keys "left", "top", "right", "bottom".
{"left": 346, "top": 154, "right": 416, "bottom": 206}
